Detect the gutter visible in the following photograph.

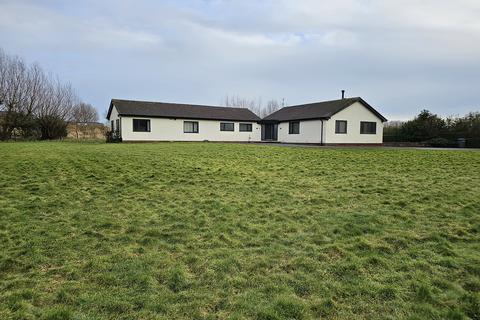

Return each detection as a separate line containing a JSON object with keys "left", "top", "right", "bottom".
{"left": 117, "top": 114, "right": 261, "bottom": 123}
{"left": 320, "top": 120, "right": 324, "bottom": 145}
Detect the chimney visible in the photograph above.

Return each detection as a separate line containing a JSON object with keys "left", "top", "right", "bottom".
{"left": 341, "top": 90, "right": 345, "bottom": 99}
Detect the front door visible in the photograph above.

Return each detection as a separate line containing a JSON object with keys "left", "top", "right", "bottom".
{"left": 262, "top": 124, "right": 278, "bottom": 141}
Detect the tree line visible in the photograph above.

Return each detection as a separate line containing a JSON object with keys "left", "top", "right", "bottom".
{"left": 0, "top": 49, "right": 98, "bottom": 140}
{"left": 384, "top": 110, "right": 480, "bottom": 147}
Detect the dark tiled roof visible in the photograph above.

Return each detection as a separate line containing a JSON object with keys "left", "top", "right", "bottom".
{"left": 108, "top": 99, "right": 261, "bottom": 122}
{"left": 262, "top": 97, "right": 387, "bottom": 122}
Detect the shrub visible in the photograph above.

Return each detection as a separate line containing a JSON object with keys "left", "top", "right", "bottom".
{"left": 384, "top": 110, "right": 480, "bottom": 148}
{"left": 401, "top": 110, "right": 446, "bottom": 142}
{"left": 106, "top": 131, "right": 122, "bottom": 143}
{"left": 424, "top": 137, "right": 456, "bottom": 148}
{"left": 37, "top": 115, "right": 68, "bottom": 140}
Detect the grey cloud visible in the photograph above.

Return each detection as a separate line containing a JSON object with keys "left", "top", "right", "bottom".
{"left": 0, "top": 0, "right": 479, "bottom": 120}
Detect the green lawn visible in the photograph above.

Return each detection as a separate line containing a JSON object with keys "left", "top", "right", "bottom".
{"left": 1, "top": 142, "right": 479, "bottom": 320}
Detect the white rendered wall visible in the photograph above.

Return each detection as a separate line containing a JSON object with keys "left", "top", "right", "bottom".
{"left": 108, "top": 106, "right": 119, "bottom": 132}
{"left": 324, "top": 101, "right": 383, "bottom": 144}
{"left": 277, "top": 120, "right": 323, "bottom": 143}
{"left": 120, "top": 115, "right": 261, "bottom": 142}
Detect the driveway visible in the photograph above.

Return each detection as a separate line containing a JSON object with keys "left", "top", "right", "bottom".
{"left": 254, "top": 142, "right": 479, "bottom": 151}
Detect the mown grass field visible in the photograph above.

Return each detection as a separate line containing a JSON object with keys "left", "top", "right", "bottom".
{"left": 0, "top": 142, "right": 479, "bottom": 320}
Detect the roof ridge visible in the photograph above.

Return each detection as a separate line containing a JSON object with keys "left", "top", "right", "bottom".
{"left": 285, "top": 97, "right": 360, "bottom": 108}
{"left": 111, "top": 98, "right": 250, "bottom": 111}
{"left": 261, "top": 96, "right": 386, "bottom": 122}
{"left": 262, "top": 98, "right": 360, "bottom": 120}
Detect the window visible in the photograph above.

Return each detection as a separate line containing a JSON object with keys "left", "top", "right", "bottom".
{"left": 239, "top": 123, "right": 253, "bottom": 132}
{"left": 111, "top": 120, "right": 114, "bottom": 131}
{"left": 360, "top": 121, "right": 377, "bottom": 134}
{"left": 184, "top": 121, "right": 199, "bottom": 133}
{"left": 133, "top": 119, "right": 150, "bottom": 132}
{"left": 115, "top": 119, "right": 120, "bottom": 133}
{"left": 289, "top": 121, "right": 300, "bottom": 134}
{"left": 335, "top": 120, "right": 347, "bottom": 134}
{"left": 220, "top": 122, "right": 234, "bottom": 131}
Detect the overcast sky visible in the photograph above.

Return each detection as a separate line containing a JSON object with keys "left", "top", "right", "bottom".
{"left": 1, "top": 0, "right": 479, "bottom": 120}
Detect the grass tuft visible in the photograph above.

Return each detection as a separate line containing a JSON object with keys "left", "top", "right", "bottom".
{"left": 166, "top": 266, "right": 189, "bottom": 293}
{"left": 42, "top": 307, "right": 73, "bottom": 320}
{"left": 413, "top": 283, "right": 434, "bottom": 303}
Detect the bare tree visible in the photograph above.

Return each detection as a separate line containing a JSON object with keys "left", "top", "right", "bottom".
{"left": 264, "top": 99, "right": 280, "bottom": 118}
{"left": 36, "top": 79, "right": 78, "bottom": 139}
{"left": 72, "top": 102, "right": 98, "bottom": 123}
{"left": 71, "top": 102, "right": 99, "bottom": 138}
{"left": 0, "top": 52, "right": 29, "bottom": 139}
{"left": 24, "top": 63, "right": 45, "bottom": 115}
{"left": 224, "top": 94, "right": 260, "bottom": 110}
{"left": 222, "top": 94, "right": 281, "bottom": 118}
{"left": 0, "top": 48, "right": 87, "bottom": 140}
{"left": 0, "top": 49, "right": 8, "bottom": 137}
{"left": 0, "top": 49, "right": 7, "bottom": 107}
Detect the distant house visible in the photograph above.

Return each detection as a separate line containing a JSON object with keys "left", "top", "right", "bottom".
{"left": 107, "top": 97, "right": 387, "bottom": 144}
{"left": 67, "top": 122, "right": 106, "bottom": 139}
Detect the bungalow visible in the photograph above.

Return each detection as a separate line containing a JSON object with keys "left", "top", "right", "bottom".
{"left": 107, "top": 99, "right": 261, "bottom": 142}
{"left": 107, "top": 96, "right": 387, "bottom": 144}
